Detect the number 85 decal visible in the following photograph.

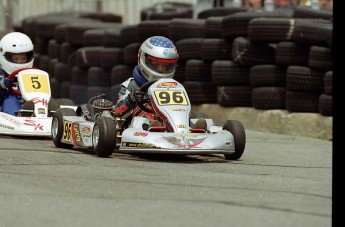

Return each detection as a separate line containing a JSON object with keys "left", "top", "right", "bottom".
{"left": 154, "top": 90, "right": 188, "bottom": 106}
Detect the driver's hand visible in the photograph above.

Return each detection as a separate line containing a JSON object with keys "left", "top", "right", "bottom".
{"left": 127, "top": 90, "right": 146, "bottom": 104}
{"left": 0, "top": 77, "right": 13, "bottom": 89}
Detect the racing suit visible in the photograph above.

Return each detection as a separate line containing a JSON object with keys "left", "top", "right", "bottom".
{"left": 0, "top": 68, "right": 22, "bottom": 115}
{"left": 113, "top": 66, "right": 155, "bottom": 123}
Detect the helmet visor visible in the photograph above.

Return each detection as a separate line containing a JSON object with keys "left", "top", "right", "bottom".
{"left": 144, "top": 53, "right": 178, "bottom": 74}
{"left": 4, "top": 51, "right": 34, "bottom": 64}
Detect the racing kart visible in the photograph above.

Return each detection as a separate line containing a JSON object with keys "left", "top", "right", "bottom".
{"left": 0, "top": 68, "right": 76, "bottom": 137}
{"left": 51, "top": 78, "right": 246, "bottom": 160}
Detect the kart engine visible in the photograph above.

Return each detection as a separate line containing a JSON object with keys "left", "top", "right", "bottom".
{"left": 87, "top": 94, "right": 114, "bottom": 121}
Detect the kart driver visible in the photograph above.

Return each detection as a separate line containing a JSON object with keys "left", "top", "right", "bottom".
{"left": 0, "top": 32, "right": 34, "bottom": 115}
{"left": 113, "top": 36, "right": 207, "bottom": 130}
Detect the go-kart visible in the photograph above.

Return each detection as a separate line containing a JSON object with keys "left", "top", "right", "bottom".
{"left": 51, "top": 78, "right": 246, "bottom": 160}
{"left": 0, "top": 68, "right": 76, "bottom": 137}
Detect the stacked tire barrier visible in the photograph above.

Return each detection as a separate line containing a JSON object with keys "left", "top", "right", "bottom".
{"left": 13, "top": 4, "right": 332, "bottom": 121}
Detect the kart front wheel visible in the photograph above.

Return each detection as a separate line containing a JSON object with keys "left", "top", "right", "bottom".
{"left": 92, "top": 117, "right": 117, "bottom": 157}
{"left": 51, "top": 108, "right": 77, "bottom": 149}
{"left": 223, "top": 120, "right": 246, "bottom": 160}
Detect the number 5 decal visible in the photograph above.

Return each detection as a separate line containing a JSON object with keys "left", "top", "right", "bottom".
{"left": 31, "top": 76, "right": 41, "bottom": 89}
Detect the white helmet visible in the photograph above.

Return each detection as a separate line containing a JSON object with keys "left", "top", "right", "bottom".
{"left": 138, "top": 36, "right": 178, "bottom": 81}
{"left": 0, "top": 32, "right": 34, "bottom": 74}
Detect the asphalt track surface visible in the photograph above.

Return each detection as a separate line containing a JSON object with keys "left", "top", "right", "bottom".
{"left": 0, "top": 130, "right": 332, "bottom": 227}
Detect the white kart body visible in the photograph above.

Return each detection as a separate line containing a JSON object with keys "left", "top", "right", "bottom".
{"left": 51, "top": 78, "right": 246, "bottom": 159}
{"left": 0, "top": 69, "right": 74, "bottom": 137}
{"left": 118, "top": 79, "right": 235, "bottom": 154}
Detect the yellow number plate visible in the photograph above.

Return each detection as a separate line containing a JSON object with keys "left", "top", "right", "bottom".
{"left": 62, "top": 120, "right": 72, "bottom": 142}
{"left": 22, "top": 74, "right": 50, "bottom": 93}
{"left": 154, "top": 90, "right": 188, "bottom": 106}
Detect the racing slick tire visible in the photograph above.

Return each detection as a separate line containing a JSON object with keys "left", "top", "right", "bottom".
{"left": 223, "top": 120, "right": 246, "bottom": 160}
{"left": 51, "top": 108, "right": 77, "bottom": 149}
{"left": 56, "top": 98, "right": 75, "bottom": 106}
{"left": 189, "top": 111, "right": 208, "bottom": 119}
{"left": 92, "top": 117, "right": 117, "bottom": 157}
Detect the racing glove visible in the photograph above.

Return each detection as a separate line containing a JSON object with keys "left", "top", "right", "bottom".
{"left": 0, "top": 77, "right": 13, "bottom": 89}
{"left": 127, "top": 90, "right": 146, "bottom": 104}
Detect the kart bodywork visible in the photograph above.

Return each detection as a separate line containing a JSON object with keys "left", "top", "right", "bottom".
{"left": 0, "top": 68, "right": 76, "bottom": 137}
{"left": 52, "top": 78, "right": 246, "bottom": 160}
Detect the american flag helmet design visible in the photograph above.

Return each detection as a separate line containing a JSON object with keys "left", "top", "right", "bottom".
{"left": 138, "top": 36, "right": 179, "bottom": 82}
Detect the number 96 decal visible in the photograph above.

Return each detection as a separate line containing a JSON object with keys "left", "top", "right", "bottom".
{"left": 154, "top": 90, "right": 188, "bottom": 106}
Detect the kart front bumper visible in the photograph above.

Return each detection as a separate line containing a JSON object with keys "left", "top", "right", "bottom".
{"left": 117, "top": 147, "right": 235, "bottom": 155}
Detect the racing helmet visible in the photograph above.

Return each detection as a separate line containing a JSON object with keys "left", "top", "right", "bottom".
{"left": 0, "top": 32, "right": 34, "bottom": 74}
{"left": 138, "top": 36, "right": 178, "bottom": 81}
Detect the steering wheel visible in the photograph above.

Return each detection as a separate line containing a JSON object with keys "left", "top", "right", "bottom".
{"left": 136, "top": 80, "right": 157, "bottom": 113}
{"left": 7, "top": 68, "right": 34, "bottom": 96}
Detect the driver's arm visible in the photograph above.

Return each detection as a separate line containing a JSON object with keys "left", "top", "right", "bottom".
{"left": 0, "top": 74, "right": 13, "bottom": 90}
{"left": 113, "top": 79, "right": 138, "bottom": 118}
{"left": 0, "top": 77, "right": 6, "bottom": 100}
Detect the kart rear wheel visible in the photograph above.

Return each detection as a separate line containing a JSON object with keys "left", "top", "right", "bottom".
{"left": 48, "top": 99, "right": 60, "bottom": 113}
{"left": 223, "top": 120, "right": 246, "bottom": 160}
{"left": 56, "top": 98, "right": 75, "bottom": 105}
{"left": 190, "top": 111, "right": 208, "bottom": 119}
{"left": 92, "top": 117, "right": 117, "bottom": 157}
{"left": 51, "top": 108, "right": 77, "bottom": 149}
